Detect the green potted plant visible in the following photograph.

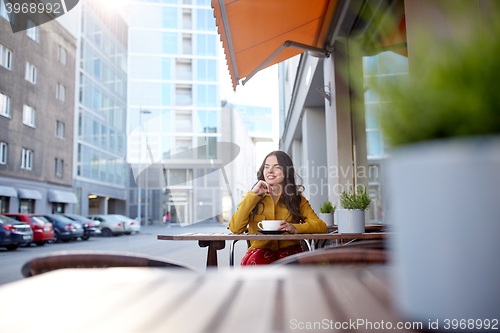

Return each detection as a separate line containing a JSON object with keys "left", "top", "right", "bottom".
{"left": 370, "top": 6, "right": 500, "bottom": 325}
{"left": 319, "top": 201, "right": 337, "bottom": 227}
{"left": 337, "top": 186, "right": 371, "bottom": 234}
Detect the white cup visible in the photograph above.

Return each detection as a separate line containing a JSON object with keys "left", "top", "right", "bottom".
{"left": 257, "top": 220, "right": 281, "bottom": 231}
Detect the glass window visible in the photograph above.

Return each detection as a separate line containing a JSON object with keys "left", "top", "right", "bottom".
{"left": 91, "top": 153, "right": 99, "bottom": 179}
{"left": 55, "top": 120, "right": 65, "bottom": 139}
{"left": 26, "top": 19, "right": 38, "bottom": 42}
{"left": 196, "top": 34, "right": 216, "bottom": 56}
{"left": 161, "top": 83, "right": 171, "bottom": 106}
{"left": 0, "top": 92, "right": 11, "bottom": 117}
{"left": 182, "top": 8, "right": 192, "bottom": 30}
{"left": 21, "top": 148, "right": 33, "bottom": 170}
{"left": 22, "top": 104, "right": 35, "bottom": 127}
{"left": 175, "top": 110, "right": 192, "bottom": 132}
{"left": 56, "top": 83, "right": 66, "bottom": 102}
{"left": 162, "top": 7, "right": 178, "bottom": 29}
{"left": 175, "top": 137, "right": 192, "bottom": 158}
{"left": 162, "top": 32, "right": 178, "bottom": 54}
{"left": 0, "top": 43, "right": 12, "bottom": 70}
{"left": 162, "top": 57, "right": 171, "bottom": 80}
{"left": 0, "top": 141, "right": 7, "bottom": 164}
{"left": 196, "top": 84, "right": 217, "bottom": 107}
{"left": 54, "top": 158, "right": 63, "bottom": 177}
{"left": 109, "top": 129, "right": 116, "bottom": 150}
{"left": 175, "top": 84, "right": 192, "bottom": 106}
{"left": 93, "top": 121, "right": 99, "bottom": 146}
{"left": 25, "top": 62, "right": 37, "bottom": 84}
{"left": 101, "top": 125, "right": 108, "bottom": 147}
{"left": 176, "top": 58, "right": 192, "bottom": 80}
{"left": 57, "top": 45, "right": 67, "bottom": 65}
{"left": 182, "top": 34, "right": 192, "bottom": 54}
{"left": 196, "top": 0, "right": 210, "bottom": 6}
{"left": 196, "top": 9, "right": 214, "bottom": 31}
{"left": 169, "top": 169, "right": 189, "bottom": 185}
{"left": 196, "top": 59, "right": 216, "bottom": 81}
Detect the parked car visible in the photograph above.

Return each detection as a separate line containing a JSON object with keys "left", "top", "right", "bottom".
{"left": 43, "top": 215, "right": 84, "bottom": 243}
{"left": 0, "top": 215, "right": 33, "bottom": 250}
{"left": 2, "top": 214, "right": 54, "bottom": 246}
{"left": 88, "top": 215, "right": 124, "bottom": 237}
{"left": 63, "top": 213, "right": 102, "bottom": 240}
{"left": 109, "top": 214, "right": 141, "bottom": 235}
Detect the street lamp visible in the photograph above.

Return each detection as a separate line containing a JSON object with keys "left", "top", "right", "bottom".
{"left": 138, "top": 109, "right": 151, "bottom": 225}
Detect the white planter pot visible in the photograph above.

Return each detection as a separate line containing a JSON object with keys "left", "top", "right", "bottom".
{"left": 336, "top": 209, "right": 365, "bottom": 233}
{"left": 319, "top": 213, "right": 334, "bottom": 227}
{"left": 389, "top": 136, "right": 500, "bottom": 328}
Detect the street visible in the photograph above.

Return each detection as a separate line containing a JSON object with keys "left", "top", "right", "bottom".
{"left": 0, "top": 222, "right": 248, "bottom": 285}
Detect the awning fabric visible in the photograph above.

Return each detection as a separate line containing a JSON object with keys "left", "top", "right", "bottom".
{"left": 48, "top": 190, "right": 78, "bottom": 204}
{"left": 212, "top": 0, "right": 338, "bottom": 90}
{"left": 0, "top": 186, "right": 17, "bottom": 197}
{"left": 17, "top": 188, "right": 42, "bottom": 200}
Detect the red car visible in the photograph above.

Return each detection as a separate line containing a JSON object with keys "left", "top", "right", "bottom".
{"left": 2, "top": 214, "right": 54, "bottom": 246}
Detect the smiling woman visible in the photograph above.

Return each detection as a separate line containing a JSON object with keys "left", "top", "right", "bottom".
{"left": 229, "top": 150, "right": 326, "bottom": 265}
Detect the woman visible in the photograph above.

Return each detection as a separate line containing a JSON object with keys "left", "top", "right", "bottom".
{"left": 229, "top": 150, "right": 327, "bottom": 265}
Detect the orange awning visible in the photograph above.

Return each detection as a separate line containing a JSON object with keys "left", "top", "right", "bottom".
{"left": 212, "top": 0, "right": 339, "bottom": 90}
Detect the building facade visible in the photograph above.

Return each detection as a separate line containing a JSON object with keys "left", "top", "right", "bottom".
{"left": 127, "top": 0, "right": 222, "bottom": 224}
{"left": 73, "top": 0, "right": 129, "bottom": 216}
{"left": 0, "top": 8, "right": 77, "bottom": 214}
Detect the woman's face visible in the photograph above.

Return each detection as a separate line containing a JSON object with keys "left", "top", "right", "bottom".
{"left": 263, "top": 155, "right": 285, "bottom": 186}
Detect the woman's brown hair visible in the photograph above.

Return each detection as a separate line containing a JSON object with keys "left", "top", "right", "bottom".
{"left": 251, "top": 151, "right": 305, "bottom": 224}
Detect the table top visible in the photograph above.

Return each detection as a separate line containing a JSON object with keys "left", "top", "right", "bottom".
{"left": 0, "top": 265, "right": 420, "bottom": 333}
{"left": 158, "top": 232, "right": 390, "bottom": 241}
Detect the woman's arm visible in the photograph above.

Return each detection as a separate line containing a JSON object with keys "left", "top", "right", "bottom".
{"left": 228, "top": 191, "right": 262, "bottom": 233}
{"left": 293, "top": 195, "right": 327, "bottom": 234}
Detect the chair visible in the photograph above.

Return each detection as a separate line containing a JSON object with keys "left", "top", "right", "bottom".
{"left": 229, "top": 233, "right": 313, "bottom": 266}
{"left": 21, "top": 251, "right": 191, "bottom": 277}
{"left": 270, "top": 247, "right": 387, "bottom": 266}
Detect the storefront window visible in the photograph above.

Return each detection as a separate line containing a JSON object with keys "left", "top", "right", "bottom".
{"left": 19, "top": 199, "right": 35, "bottom": 213}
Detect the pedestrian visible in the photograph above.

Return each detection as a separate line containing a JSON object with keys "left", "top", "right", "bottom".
{"left": 229, "top": 150, "right": 326, "bottom": 265}
{"left": 164, "top": 211, "right": 172, "bottom": 228}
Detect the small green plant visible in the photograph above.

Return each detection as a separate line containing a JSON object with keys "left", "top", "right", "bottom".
{"left": 320, "top": 201, "right": 337, "bottom": 214}
{"left": 340, "top": 186, "right": 371, "bottom": 211}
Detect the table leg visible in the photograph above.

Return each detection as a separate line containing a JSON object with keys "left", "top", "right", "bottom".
{"left": 199, "top": 240, "right": 226, "bottom": 267}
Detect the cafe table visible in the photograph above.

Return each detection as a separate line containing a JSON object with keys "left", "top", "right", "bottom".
{"left": 158, "top": 232, "right": 390, "bottom": 267}
{"left": 0, "top": 265, "right": 421, "bottom": 333}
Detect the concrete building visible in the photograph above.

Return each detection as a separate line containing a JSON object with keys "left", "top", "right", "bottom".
{"left": 72, "top": 0, "right": 129, "bottom": 216}
{"left": 127, "top": 0, "right": 222, "bottom": 224}
{"left": 220, "top": 103, "right": 256, "bottom": 221}
{"left": 0, "top": 9, "right": 77, "bottom": 214}
{"left": 232, "top": 104, "right": 273, "bottom": 142}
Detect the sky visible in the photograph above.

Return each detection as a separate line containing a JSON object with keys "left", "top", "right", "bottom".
{"left": 217, "top": 41, "right": 280, "bottom": 165}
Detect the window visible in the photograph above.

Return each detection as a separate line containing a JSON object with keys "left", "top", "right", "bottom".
{"left": 0, "top": 92, "right": 10, "bottom": 117}
{"left": 57, "top": 45, "right": 67, "bottom": 65}
{"left": 26, "top": 20, "right": 38, "bottom": 42}
{"left": 176, "top": 84, "right": 192, "bottom": 106}
{"left": 21, "top": 148, "right": 33, "bottom": 170}
{"left": 55, "top": 120, "right": 65, "bottom": 139}
{"left": 25, "top": 61, "right": 37, "bottom": 84}
{"left": 56, "top": 83, "right": 66, "bottom": 102}
{"left": 182, "top": 34, "right": 192, "bottom": 54}
{"left": 0, "top": 0, "right": 12, "bottom": 21}
{"left": 0, "top": 141, "right": 7, "bottom": 164}
{"left": 0, "top": 43, "right": 12, "bottom": 70}
{"left": 54, "top": 158, "right": 63, "bottom": 177}
{"left": 182, "top": 8, "right": 192, "bottom": 30}
{"left": 23, "top": 105, "right": 35, "bottom": 127}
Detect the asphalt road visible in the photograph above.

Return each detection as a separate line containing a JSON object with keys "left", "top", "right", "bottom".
{"left": 0, "top": 222, "right": 248, "bottom": 285}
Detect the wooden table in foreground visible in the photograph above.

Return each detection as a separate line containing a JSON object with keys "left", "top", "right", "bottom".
{"left": 0, "top": 265, "right": 421, "bottom": 333}
{"left": 158, "top": 232, "right": 390, "bottom": 267}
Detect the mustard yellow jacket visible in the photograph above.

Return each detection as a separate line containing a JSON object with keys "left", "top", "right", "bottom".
{"left": 229, "top": 191, "right": 327, "bottom": 251}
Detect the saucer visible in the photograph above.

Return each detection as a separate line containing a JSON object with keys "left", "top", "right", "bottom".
{"left": 257, "top": 230, "right": 286, "bottom": 235}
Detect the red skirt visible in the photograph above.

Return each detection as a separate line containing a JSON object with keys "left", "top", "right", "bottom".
{"left": 240, "top": 245, "right": 303, "bottom": 266}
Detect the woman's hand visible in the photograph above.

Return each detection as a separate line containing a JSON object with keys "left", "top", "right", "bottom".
{"left": 251, "top": 180, "right": 272, "bottom": 196}
{"left": 278, "top": 221, "right": 297, "bottom": 234}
